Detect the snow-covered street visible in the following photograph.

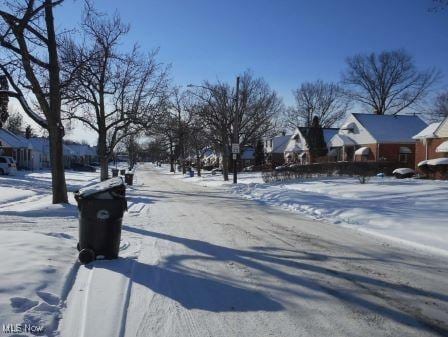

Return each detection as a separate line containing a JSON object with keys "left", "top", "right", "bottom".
{"left": 1, "top": 165, "right": 448, "bottom": 337}
{"left": 170, "top": 169, "right": 448, "bottom": 256}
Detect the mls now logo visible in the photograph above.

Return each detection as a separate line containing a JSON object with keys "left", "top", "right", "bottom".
{"left": 2, "top": 323, "right": 45, "bottom": 334}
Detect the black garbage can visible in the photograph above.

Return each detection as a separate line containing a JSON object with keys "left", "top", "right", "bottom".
{"left": 124, "top": 172, "right": 134, "bottom": 186}
{"left": 74, "top": 177, "right": 127, "bottom": 264}
{"left": 111, "top": 168, "right": 119, "bottom": 177}
{"left": 120, "top": 169, "right": 126, "bottom": 175}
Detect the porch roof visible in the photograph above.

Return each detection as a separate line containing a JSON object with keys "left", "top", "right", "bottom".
{"left": 328, "top": 134, "right": 356, "bottom": 147}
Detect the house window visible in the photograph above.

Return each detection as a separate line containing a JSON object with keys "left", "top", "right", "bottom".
{"left": 399, "top": 147, "right": 412, "bottom": 163}
{"left": 399, "top": 153, "right": 409, "bottom": 163}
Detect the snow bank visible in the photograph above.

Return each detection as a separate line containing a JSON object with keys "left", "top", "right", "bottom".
{"left": 0, "top": 230, "right": 77, "bottom": 336}
{"left": 392, "top": 168, "right": 415, "bottom": 175}
{"left": 167, "top": 168, "right": 448, "bottom": 255}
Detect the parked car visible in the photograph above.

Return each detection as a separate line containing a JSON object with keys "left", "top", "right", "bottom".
{"left": 0, "top": 156, "right": 17, "bottom": 175}
{"left": 71, "top": 163, "right": 96, "bottom": 172}
{"left": 90, "top": 162, "right": 100, "bottom": 167}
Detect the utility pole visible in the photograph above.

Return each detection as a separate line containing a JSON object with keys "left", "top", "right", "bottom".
{"left": 233, "top": 76, "right": 240, "bottom": 184}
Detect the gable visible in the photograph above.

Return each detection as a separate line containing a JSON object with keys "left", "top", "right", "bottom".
{"left": 435, "top": 117, "right": 448, "bottom": 138}
{"left": 353, "top": 113, "right": 427, "bottom": 143}
{"left": 338, "top": 114, "right": 376, "bottom": 145}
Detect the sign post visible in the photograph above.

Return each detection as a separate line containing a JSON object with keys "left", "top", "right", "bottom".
{"left": 232, "top": 76, "right": 240, "bottom": 184}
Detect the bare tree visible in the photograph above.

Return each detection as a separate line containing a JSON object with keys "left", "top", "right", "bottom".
{"left": 431, "top": 90, "right": 448, "bottom": 121}
{"left": 4, "top": 110, "right": 23, "bottom": 134}
{"left": 0, "top": 0, "right": 68, "bottom": 203}
{"left": 342, "top": 49, "right": 439, "bottom": 115}
{"left": 151, "top": 103, "right": 179, "bottom": 172}
{"left": 286, "top": 80, "right": 348, "bottom": 128}
{"left": 61, "top": 7, "right": 168, "bottom": 180}
{"left": 189, "top": 71, "right": 281, "bottom": 180}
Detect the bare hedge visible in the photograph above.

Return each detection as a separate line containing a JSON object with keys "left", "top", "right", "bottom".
{"left": 261, "top": 161, "right": 403, "bottom": 183}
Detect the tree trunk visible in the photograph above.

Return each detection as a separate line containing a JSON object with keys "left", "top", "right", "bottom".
{"left": 98, "top": 132, "right": 109, "bottom": 181}
{"left": 45, "top": 0, "right": 68, "bottom": 204}
{"left": 196, "top": 154, "right": 201, "bottom": 177}
{"left": 222, "top": 154, "right": 229, "bottom": 181}
{"left": 48, "top": 123, "right": 68, "bottom": 203}
{"left": 169, "top": 140, "right": 175, "bottom": 172}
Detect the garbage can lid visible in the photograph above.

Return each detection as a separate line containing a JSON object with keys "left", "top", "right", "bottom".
{"left": 75, "top": 177, "right": 125, "bottom": 199}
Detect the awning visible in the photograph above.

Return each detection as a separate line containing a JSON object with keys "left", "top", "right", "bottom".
{"left": 436, "top": 140, "right": 448, "bottom": 153}
{"left": 417, "top": 160, "right": 428, "bottom": 167}
{"left": 427, "top": 158, "right": 448, "bottom": 166}
{"left": 399, "top": 147, "right": 412, "bottom": 154}
{"left": 354, "top": 147, "right": 370, "bottom": 155}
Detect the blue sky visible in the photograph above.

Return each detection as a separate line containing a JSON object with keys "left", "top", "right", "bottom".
{"left": 50, "top": 0, "right": 448, "bottom": 142}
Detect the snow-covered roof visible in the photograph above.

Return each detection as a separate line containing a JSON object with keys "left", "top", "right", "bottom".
{"left": 353, "top": 113, "right": 427, "bottom": 143}
{"left": 354, "top": 146, "right": 370, "bottom": 155}
{"left": 436, "top": 140, "right": 448, "bottom": 153}
{"left": 427, "top": 158, "right": 448, "bottom": 166}
{"left": 418, "top": 158, "right": 448, "bottom": 166}
{"left": 322, "top": 129, "right": 338, "bottom": 144}
{"left": 28, "top": 137, "right": 74, "bottom": 156}
{"left": 328, "top": 134, "right": 356, "bottom": 147}
{"left": 0, "top": 128, "right": 30, "bottom": 149}
{"left": 241, "top": 148, "right": 255, "bottom": 160}
{"left": 65, "top": 144, "right": 97, "bottom": 157}
{"left": 268, "top": 135, "right": 292, "bottom": 153}
{"left": 412, "top": 122, "right": 441, "bottom": 140}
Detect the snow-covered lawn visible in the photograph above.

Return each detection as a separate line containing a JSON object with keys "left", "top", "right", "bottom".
{"left": 164, "top": 166, "right": 448, "bottom": 255}
{"left": 0, "top": 167, "right": 138, "bottom": 336}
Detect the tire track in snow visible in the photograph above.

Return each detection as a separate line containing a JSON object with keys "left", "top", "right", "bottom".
{"left": 59, "top": 259, "right": 136, "bottom": 337}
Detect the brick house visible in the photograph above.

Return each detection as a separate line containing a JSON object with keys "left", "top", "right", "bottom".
{"left": 327, "top": 113, "right": 427, "bottom": 168}
{"left": 284, "top": 127, "right": 338, "bottom": 164}
{"left": 412, "top": 117, "right": 448, "bottom": 178}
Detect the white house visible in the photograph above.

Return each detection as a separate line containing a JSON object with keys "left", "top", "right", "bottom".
{"left": 284, "top": 127, "right": 338, "bottom": 164}
{"left": 0, "top": 128, "right": 42, "bottom": 170}
{"left": 264, "top": 134, "right": 292, "bottom": 166}
{"left": 28, "top": 137, "right": 75, "bottom": 169}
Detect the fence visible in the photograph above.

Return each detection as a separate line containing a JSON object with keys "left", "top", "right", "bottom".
{"left": 261, "top": 161, "right": 403, "bottom": 183}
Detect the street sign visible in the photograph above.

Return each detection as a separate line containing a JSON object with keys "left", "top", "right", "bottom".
{"left": 232, "top": 153, "right": 237, "bottom": 159}
{"left": 232, "top": 143, "right": 240, "bottom": 154}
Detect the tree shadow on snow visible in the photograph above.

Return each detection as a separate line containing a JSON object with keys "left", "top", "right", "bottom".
{"left": 119, "top": 225, "right": 448, "bottom": 336}
{"left": 92, "top": 258, "right": 283, "bottom": 313}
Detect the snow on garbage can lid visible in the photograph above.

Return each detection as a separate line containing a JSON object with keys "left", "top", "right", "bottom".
{"left": 75, "top": 177, "right": 126, "bottom": 199}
